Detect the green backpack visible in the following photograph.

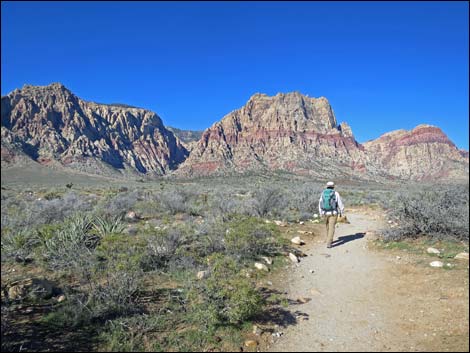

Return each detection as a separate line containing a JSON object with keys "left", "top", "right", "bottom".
{"left": 321, "top": 189, "right": 337, "bottom": 212}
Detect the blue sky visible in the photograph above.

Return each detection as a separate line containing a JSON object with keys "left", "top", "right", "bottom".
{"left": 1, "top": 1, "right": 469, "bottom": 149}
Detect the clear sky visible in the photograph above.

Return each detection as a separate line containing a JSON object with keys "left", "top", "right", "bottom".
{"left": 1, "top": 1, "right": 469, "bottom": 149}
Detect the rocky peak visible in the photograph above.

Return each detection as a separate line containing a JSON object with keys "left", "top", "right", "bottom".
{"left": 363, "top": 124, "right": 468, "bottom": 180}
{"left": 1, "top": 83, "right": 188, "bottom": 176}
{"left": 177, "top": 92, "right": 364, "bottom": 176}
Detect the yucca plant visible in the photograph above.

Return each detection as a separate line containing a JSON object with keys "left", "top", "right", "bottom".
{"left": 93, "top": 215, "right": 125, "bottom": 237}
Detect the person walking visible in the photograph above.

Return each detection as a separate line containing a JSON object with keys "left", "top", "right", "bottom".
{"left": 319, "top": 181, "right": 345, "bottom": 248}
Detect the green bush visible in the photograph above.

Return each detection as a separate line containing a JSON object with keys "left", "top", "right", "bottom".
{"left": 224, "top": 216, "right": 282, "bottom": 261}
{"left": 186, "top": 255, "right": 263, "bottom": 327}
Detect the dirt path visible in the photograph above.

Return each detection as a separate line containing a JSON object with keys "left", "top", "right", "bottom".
{"left": 265, "top": 211, "right": 469, "bottom": 352}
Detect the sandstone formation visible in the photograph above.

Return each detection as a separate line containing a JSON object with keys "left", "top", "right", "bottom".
{"left": 2, "top": 84, "right": 468, "bottom": 181}
{"left": 1, "top": 83, "right": 188, "bottom": 176}
{"left": 176, "top": 92, "right": 370, "bottom": 178}
{"left": 363, "top": 124, "right": 469, "bottom": 180}
{"left": 176, "top": 92, "right": 468, "bottom": 181}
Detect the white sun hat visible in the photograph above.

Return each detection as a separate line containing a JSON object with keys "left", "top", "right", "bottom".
{"left": 326, "top": 181, "right": 335, "bottom": 187}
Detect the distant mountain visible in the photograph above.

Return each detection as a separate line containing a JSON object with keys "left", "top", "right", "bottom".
{"left": 363, "top": 124, "right": 469, "bottom": 180}
{"left": 1, "top": 84, "right": 467, "bottom": 181}
{"left": 1, "top": 83, "right": 188, "bottom": 176}
{"left": 166, "top": 127, "right": 203, "bottom": 152}
{"left": 176, "top": 92, "right": 468, "bottom": 181}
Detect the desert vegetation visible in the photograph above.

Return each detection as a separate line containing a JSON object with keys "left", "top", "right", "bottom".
{"left": 1, "top": 174, "right": 468, "bottom": 351}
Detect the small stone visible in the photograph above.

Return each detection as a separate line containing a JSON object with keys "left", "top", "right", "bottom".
{"left": 244, "top": 340, "right": 257, "bottom": 348}
{"left": 57, "top": 294, "right": 66, "bottom": 303}
{"left": 266, "top": 281, "right": 273, "bottom": 286}
{"left": 252, "top": 325, "right": 262, "bottom": 335}
{"left": 430, "top": 261, "right": 444, "bottom": 268}
{"left": 426, "top": 247, "right": 441, "bottom": 255}
{"left": 288, "top": 253, "right": 299, "bottom": 263}
{"left": 309, "top": 269, "right": 315, "bottom": 274}
{"left": 299, "top": 221, "right": 304, "bottom": 225}
{"left": 297, "top": 297, "right": 310, "bottom": 304}
{"left": 124, "top": 211, "right": 139, "bottom": 222}
{"left": 197, "top": 270, "right": 209, "bottom": 280}
{"left": 291, "top": 236, "right": 305, "bottom": 245}
{"left": 255, "top": 262, "right": 269, "bottom": 272}
{"left": 454, "top": 252, "right": 469, "bottom": 261}
{"left": 396, "top": 256, "right": 401, "bottom": 260}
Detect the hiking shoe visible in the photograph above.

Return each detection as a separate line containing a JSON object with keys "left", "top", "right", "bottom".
{"left": 326, "top": 244, "right": 332, "bottom": 249}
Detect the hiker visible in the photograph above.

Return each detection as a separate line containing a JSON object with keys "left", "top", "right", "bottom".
{"left": 319, "top": 181, "right": 344, "bottom": 248}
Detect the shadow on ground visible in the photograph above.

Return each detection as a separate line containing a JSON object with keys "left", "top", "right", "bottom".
{"left": 331, "top": 232, "right": 365, "bottom": 248}
{"left": 254, "top": 288, "right": 309, "bottom": 331}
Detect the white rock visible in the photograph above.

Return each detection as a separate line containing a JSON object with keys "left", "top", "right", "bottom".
{"left": 299, "top": 221, "right": 304, "bottom": 225}
{"left": 255, "top": 262, "right": 269, "bottom": 272}
{"left": 313, "top": 214, "right": 319, "bottom": 219}
{"left": 454, "top": 252, "right": 469, "bottom": 261}
{"left": 197, "top": 270, "right": 209, "bottom": 280}
{"left": 429, "top": 261, "right": 444, "bottom": 268}
{"left": 291, "top": 236, "right": 305, "bottom": 245}
{"left": 261, "top": 256, "right": 273, "bottom": 265}
{"left": 426, "top": 247, "right": 440, "bottom": 255}
{"left": 288, "top": 253, "right": 299, "bottom": 263}
{"left": 57, "top": 294, "right": 66, "bottom": 302}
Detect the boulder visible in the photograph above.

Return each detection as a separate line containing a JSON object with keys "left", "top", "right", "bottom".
{"left": 288, "top": 253, "right": 299, "bottom": 263}
{"left": 255, "top": 262, "right": 269, "bottom": 272}
{"left": 291, "top": 236, "right": 305, "bottom": 245}
{"left": 429, "top": 261, "right": 444, "bottom": 268}
{"left": 454, "top": 252, "right": 469, "bottom": 261}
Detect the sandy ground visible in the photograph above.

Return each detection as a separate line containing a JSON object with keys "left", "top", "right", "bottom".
{"left": 263, "top": 211, "right": 469, "bottom": 352}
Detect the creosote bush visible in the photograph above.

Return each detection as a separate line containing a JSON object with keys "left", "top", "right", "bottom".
{"left": 381, "top": 184, "right": 469, "bottom": 241}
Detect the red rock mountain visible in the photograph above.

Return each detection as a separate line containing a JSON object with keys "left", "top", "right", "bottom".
{"left": 2, "top": 85, "right": 468, "bottom": 181}
{"left": 363, "top": 125, "right": 469, "bottom": 180}
{"left": 1, "top": 83, "right": 188, "bottom": 176}
{"left": 177, "top": 92, "right": 468, "bottom": 181}
{"left": 176, "top": 92, "right": 374, "bottom": 179}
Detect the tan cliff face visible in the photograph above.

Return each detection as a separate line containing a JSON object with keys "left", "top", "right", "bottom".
{"left": 1, "top": 83, "right": 188, "bottom": 176}
{"left": 176, "top": 92, "right": 370, "bottom": 178}
{"left": 363, "top": 124, "right": 469, "bottom": 180}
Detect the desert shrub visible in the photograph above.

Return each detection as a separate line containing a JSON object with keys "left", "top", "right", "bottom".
{"left": 143, "top": 227, "right": 192, "bottom": 270}
{"left": 1, "top": 228, "right": 39, "bottom": 263}
{"left": 100, "top": 314, "right": 161, "bottom": 352}
{"left": 381, "top": 184, "right": 469, "bottom": 241}
{"left": 252, "top": 187, "right": 286, "bottom": 218}
{"left": 96, "top": 234, "right": 146, "bottom": 271}
{"left": 1, "top": 191, "right": 93, "bottom": 231}
{"left": 45, "top": 268, "right": 143, "bottom": 328}
{"left": 157, "top": 189, "right": 196, "bottom": 215}
{"left": 192, "top": 217, "right": 226, "bottom": 258}
{"left": 224, "top": 216, "right": 282, "bottom": 261}
{"left": 100, "top": 190, "right": 140, "bottom": 218}
{"left": 185, "top": 255, "right": 262, "bottom": 327}
{"left": 284, "top": 183, "right": 322, "bottom": 215}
